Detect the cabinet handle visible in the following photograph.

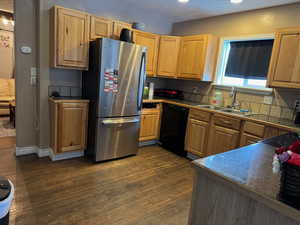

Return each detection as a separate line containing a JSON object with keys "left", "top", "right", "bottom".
{"left": 66, "top": 27, "right": 68, "bottom": 35}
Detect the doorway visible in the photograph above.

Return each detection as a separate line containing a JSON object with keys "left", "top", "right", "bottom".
{"left": 0, "top": 1, "right": 16, "bottom": 148}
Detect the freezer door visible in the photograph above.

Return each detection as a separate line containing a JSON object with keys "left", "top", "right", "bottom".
{"left": 94, "top": 116, "right": 140, "bottom": 162}
{"left": 98, "top": 39, "right": 146, "bottom": 118}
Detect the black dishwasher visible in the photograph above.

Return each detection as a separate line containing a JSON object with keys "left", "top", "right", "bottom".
{"left": 159, "top": 103, "right": 189, "bottom": 157}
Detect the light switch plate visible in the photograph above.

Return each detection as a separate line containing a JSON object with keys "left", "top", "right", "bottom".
{"left": 263, "top": 96, "right": 273, "bottom": 105}
{"left": 30, "top": 67, "right": 37, "bottom": 85}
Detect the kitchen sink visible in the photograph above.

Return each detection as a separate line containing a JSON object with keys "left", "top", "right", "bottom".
{"left": 197, "top": 105, "right": 221, "bottom": 110}
{"left": 197, "top": 105, "right": 253, "bottom": 116}
{"left": 219, "top": 108, "right": 248, "bottom": 115}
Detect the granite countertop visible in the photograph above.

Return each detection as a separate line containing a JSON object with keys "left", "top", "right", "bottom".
{"left": 193, "top": 132, "right": 300, "bottom": 216}
{"left": 143, "top": 98, "right": 299, "bottom": 131}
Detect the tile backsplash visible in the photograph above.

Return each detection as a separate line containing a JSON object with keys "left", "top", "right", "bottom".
{"left": 146, "top": 77, "right": 300, "bottom": 121}
{"left": 48, "top": 85, "right": 82, "bottom": 97}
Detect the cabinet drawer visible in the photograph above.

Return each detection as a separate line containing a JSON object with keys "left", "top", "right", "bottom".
{"left": 244, "top": 121, "right": 265, "bottom": 137}
{"left": 189, "top": 109, "right": 211, "bottom": 122}
{"left": 214, "top": 114, "right": 241, "bottom": 130}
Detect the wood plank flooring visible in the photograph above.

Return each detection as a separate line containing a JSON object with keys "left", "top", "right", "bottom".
{"left": 0, "top": 141, "right": 194, "bottom": 225}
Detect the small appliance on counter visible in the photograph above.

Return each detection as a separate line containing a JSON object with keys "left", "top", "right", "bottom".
{"left": 154, "top": 89, "right": 184, "bottom": 100}
{"left": 83, "top": 38, "right": 146, "bottom": 162}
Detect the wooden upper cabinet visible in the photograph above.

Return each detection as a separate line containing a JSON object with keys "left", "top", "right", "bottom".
{"left": 268, "top": 28, "right": 300, "bottom": 88}
{"left": 112, "top": 21, "right": 132, "bottom": 39}
{"left": 157, "top": 36, "right": 181, "bottom": 78}
{"left": 57, "top": 102, "right": 88, "bottom": 153}
{"left": 185, "top": 118, "right": 209, "bottom": 157}
{"left": 51, "top": 6, "right": 90, "bottom": 70}
{"left": 90, "top": 16, "right": 113, "bottom": 40}
{"left": 133, "top": 31, "right": 160, "bottom": 76}
{"left": 177, "top": 34, "right": 218, "bottom": 81}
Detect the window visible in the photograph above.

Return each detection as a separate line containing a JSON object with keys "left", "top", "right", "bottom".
{"left": 215, "top": 35, "right": 274, "bottom": 90}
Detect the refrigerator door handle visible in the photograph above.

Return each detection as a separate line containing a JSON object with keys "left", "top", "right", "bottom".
{"left": 102, "top": 118, "right": 140, "bottom": 125}
{"left": 137, "top": 51, "right": 146, "bottom": 111}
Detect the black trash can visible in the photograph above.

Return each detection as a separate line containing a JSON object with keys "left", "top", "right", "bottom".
{"left": 0, "top": 177, "right": 13, "bottom": 225}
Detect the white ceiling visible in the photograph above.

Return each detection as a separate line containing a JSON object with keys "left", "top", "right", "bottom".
{"left": 0, "top": 0, "right": 299, "bottom": 22}
{"left": 108, "top": 0, "right": 300, "bottom": 22}
{"left": 0, "top": 0, "right": 13, "bottom": 13}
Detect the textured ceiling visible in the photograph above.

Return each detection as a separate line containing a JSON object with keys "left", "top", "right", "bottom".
{"left": 0, "top": 0, "right": 13, "bottom": 13}
{"left": 120, "top": 0, "right": 300, "bottom": 22}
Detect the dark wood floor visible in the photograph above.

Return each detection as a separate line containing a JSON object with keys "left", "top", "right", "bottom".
{"left": 0, "top": 140, "right": 194, "bottom": 225}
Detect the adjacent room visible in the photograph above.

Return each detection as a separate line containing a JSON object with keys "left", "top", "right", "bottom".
{"left": 1, "top": 0, "right": 300, "bottom": 225}
{"left": 0, "top": 4, "right": 15, "bottom": 141}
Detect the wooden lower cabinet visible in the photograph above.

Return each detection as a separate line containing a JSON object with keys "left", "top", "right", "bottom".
{"left": 208, "top": 125, "right": 240, "bottom": 156}
{"left": 139, "top": 111, "right": 160, "bottom": 142}
{"left": 240, "top": 133, "right": 261, "bottom": 147}
{"left": 185, "top": 118, "right": 209, "bottom": 157}
{"left": 50, "top": 100, "right": 89, "bottom": 154}
{"left": 264, "top": 126, "right": 290, "bottom": 138}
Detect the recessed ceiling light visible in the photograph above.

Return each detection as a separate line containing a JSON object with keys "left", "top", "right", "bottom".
{"left": 178, "top": 0, "right": 189, "bottom": 3}
{"left": 231, "top": 0, "right": 243, "bottom": 4}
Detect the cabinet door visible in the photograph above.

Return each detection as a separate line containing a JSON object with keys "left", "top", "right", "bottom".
{"left": 90, "top": 16, "right": 113, "bottom": 40}
{"left": 177, "top": 35, "right": 207, "bottom": 79}
{"left": 133, "top": 31, "right": 159, "bottom": 76}
{"left": 57, "top": 103, "right": 88, "bottom": 153}
{"left": 264, "top": 126, "right": 279, "bottom": 139}
{"left": 112, "top": 21, "right": 132, "bottom": 39}
{"left": 240, "top": 133, "right": 261, "bottom": 147}
{"left": 208, "top": 126, "right": 240, "bottom": 156}
{"left": 185, "top": 119, "right": 209, "bottom": 157}
{"left": 54, "top": 7, "right": 90, "bottom": 69}
{"left": 157, "top": 36, "right": 181, "bottom": 78}
{"left": 139, "top": 113, "right": 160, "bottom": 141}
{"left": 274, "top": 34, "right": 300, "bottom": 82}
{"left": 268, "top": 30, "right": 300, "bottom": 88}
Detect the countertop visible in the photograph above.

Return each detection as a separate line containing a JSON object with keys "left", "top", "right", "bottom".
{"left": 49, "top": 97, "right": 90, "bottom": 103}
{"left": 193, "top": 132, "right": 300, "bottom": 222}
{"left": 143, "top": 98, "right": 299, "bottom": 131}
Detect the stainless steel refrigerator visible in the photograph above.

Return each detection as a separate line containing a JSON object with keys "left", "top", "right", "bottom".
{"left": 83, "top": 38, "right": 146, "bottom": 162}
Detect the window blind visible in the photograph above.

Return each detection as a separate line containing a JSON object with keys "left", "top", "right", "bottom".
{"left": 225, "top": 39, "right": 274, "bottom": 80}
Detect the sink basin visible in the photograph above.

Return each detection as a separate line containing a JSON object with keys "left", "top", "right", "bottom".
{"left": 197, "top": 105, "right": 253, "bottom": 116}
{"left": 197, "top": 105, "right": 221, "bottom": 110}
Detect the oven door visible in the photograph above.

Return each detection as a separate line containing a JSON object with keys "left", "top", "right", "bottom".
{"left": 94, "top": 116, "right": 140, "bottom": 162}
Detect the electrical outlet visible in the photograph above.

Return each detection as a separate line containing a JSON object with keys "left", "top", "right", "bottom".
{"left": 263, "top": 96, "right": 273, "bottom": 105}
{"left": 295, "top": 100, "right": 300, "bottom": 110}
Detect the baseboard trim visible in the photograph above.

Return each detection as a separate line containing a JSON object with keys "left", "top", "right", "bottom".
{"left": 49, "top": 149, "right": 84, "bottom": 161}
{"left": 16, "top": 146, "right": 84, "bottom": 161}
{"left": 15, "top": 146, "right": 37, "bottom": 156}
{"left": 16, "top": 146, "right": 50, "bottom": 158}
{"left": 139, "top": 140, "right": 158, "bottom": 147}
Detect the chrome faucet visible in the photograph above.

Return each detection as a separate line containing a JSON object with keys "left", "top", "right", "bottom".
{"left": 230, "top": 87, "right": 239, "bottom": 109}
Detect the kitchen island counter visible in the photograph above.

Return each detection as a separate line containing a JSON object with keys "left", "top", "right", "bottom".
{"left": 188, "top": 133, "right": 300, "bottom": 225}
